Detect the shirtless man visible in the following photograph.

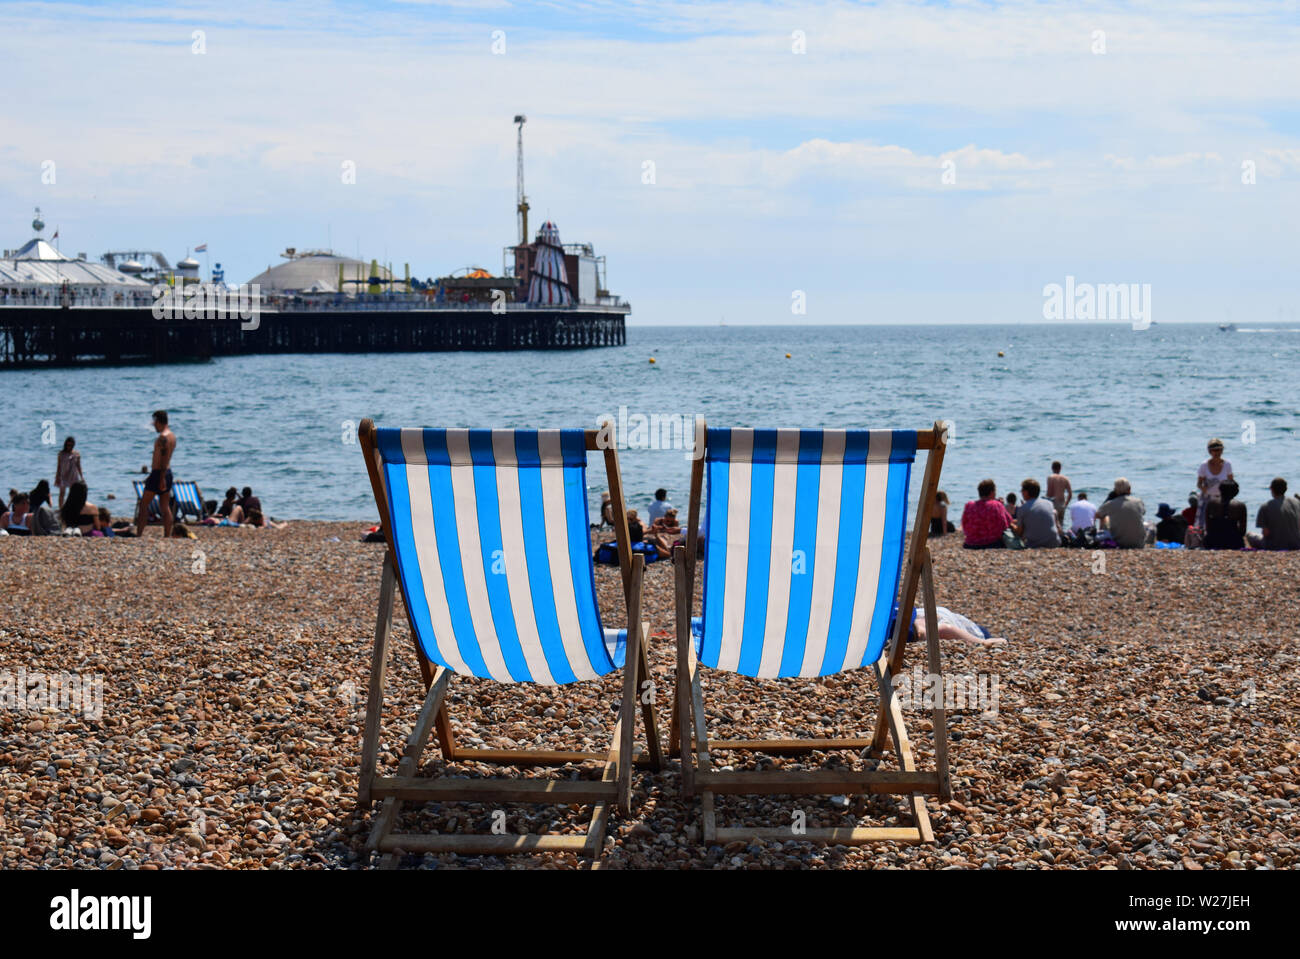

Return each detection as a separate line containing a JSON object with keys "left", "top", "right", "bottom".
{"left": 1045, "top": 461, "right": 1073, "bottom": 526}
{"left": 136, "top": 410, "right": 177, "bottom": 537}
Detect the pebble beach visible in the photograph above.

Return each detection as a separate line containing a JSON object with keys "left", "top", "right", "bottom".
{"left": 1, "top": 524, "right": 1296, "bottom": 870}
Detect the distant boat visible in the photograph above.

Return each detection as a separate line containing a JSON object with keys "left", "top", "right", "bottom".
{"left": 1219, "top": 323, "right": 1237, "bottom": 332}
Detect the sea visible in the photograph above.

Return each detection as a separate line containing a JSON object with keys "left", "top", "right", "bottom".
{"left": 3, "top": 323, "right": 1298, "bottom": 525}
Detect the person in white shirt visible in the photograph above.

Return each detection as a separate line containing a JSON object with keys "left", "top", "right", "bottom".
{"left": 1069, "top": 490, "right": 1098, "bottom": 531}
{"left": 647, "top": 488, "right": 673, "bottom": 524}
{"left": 1196, "top": 438, "right": 1234, "bottom": 527}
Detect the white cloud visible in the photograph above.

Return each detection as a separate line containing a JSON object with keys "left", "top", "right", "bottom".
{"left": 0, "top": 0, "right": 1296, "bottom": 322}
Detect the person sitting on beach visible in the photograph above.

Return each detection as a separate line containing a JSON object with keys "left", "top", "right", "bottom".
{"left": 1013, "top": 478, "right": 1061, "bottom": 548}
{"left": 217, "top": 487, "right": 245, "bottom": 524}
{"left": 1196, "top": 438, "right": 1234, "bottom": 526}
{"left": 60, "top": 481, "right": 101, "bottom": 535}
{"left": 1094, "top": 477, "right": 1147, "bottom": 548}
{"left": 243, "top": 507, "right": 286, "bottom": 530}
{"left": 28, "top": 479, "right": 51, "bottom": 513}
{"left": 1068, "top": 491, "right": 1098, "bottom": 532}
{"left": 96, "top": 506, "right": 116, "bottom": 537}
{"left": 1181, "top": 492, "right": 1199, "bottom": 528}
{"left": 1004, "top": 491, "right": 1018, "bottom": 519}
{"left": 961, "top": 479, "right": 1014, "bottom": 549}
{"left": 1, "top": 493, "right": 32, "bottom": 536}
{"left": 599, "top": 492, "right": 614, "bottom": 527}
{"left": 1250, "top": 477, "right": 1300, "bottom": 550}
{"left": 55, "top": 436, "right": 84, "bottom": 509}
{"left": 1203, "top": 481, "right": 1247, "bottom": 550}
{"left": 930, "top": 491, "right": 955, "bottom": 537}
{"left": 645, "top": 508, "right": 683, "bottom": 558}
{"left": 1046, "top": 461, "right": 1072, "bottom": 527}
{"left": 626, "top": 509, "right": 644, "bottom": 544}
{"left": 28, "top": 481, "right": 61, "bottom": 536}
{"left": 648, "top": 488, "right": 673, "bottom": 524}
{"left": 1154, "top": 503, "right": 1189, "bottom": 544}
{"left": 239, "top": 486, "right": 261, "bottom": 516}
{"left": 896, "top": 605, "right": 1007, "bottom": 648}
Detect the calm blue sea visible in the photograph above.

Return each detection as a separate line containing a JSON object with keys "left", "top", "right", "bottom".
{"left": 3, "top": 324, "right": 1298, "bottom": 524}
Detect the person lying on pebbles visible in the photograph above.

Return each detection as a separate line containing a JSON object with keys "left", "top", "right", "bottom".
{"left": 895, "top": 605, "right": 1007, "bottom": 648}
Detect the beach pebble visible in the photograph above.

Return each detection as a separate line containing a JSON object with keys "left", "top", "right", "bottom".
{"left": 1, "top": 524, "right": 1295, "bottom": 871}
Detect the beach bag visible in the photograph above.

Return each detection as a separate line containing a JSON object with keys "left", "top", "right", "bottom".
{"left": 631, "top": 541, "right": 661, "bottom": 564}
{"left": 1000, "top": 529, "right": 1024, "bottom": 550}
{"left": 593, "top": 541, "right": 661, "bottom": 565}
{"left": 1185, "top": 526, "right": 1204, "bottom": 550}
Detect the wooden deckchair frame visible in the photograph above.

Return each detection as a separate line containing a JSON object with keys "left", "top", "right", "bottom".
{"left": 670, "top": 420, "right": 951, "bottom": 845}
{"left": 356, "top": 419, "right": 663, "bottom": 864}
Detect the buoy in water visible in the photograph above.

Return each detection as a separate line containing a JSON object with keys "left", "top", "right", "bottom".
{"left": 649, "top": 357, "right": 656, "bottom": 364}
{"left": 785, "top": 352, "right": 792, "bottom": 358}
{"left": 997, "top": 351, "right": 1005, "bottom": 357}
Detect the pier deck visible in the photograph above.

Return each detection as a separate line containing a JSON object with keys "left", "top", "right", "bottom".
{"left": 0, "top": 305, "right": 626, "bottom": 367}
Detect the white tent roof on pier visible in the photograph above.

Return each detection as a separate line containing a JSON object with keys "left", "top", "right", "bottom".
{"left": 1, "top": 236, "right": 152, "bottom": 289}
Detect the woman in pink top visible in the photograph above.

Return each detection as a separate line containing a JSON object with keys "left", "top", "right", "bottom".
{"left": 55, "top": 437, "right": 84, "bottom": 509}
{"left": 1195, "top": 437, "right": 1234, "bottom": 527}
{"left": 961, "top": 478, "right": 1015, "bottom": 549}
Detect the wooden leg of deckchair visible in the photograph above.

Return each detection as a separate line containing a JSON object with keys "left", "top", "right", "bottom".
{"left": 921, "top": 551, "right": 951, "bottom": 801}
{"left": 365, "top": 669, "right": 452, "bottom": 862}
{"left": 673, "top": 546, "right": 695, "bottom": 795}
{"left": 433, "top": 705, "right": 458, "bottom": 762}
{"left": 688, "top": 650, "right": 717, "bottom": 843}
{"left": 873, "top": 658, "right": 934, "bottom": 844}
{"left": 587, "top": 713, "right": 624, "bottom": 865}
{"left": 618, "top": 555, "right": 645, "bottom": 817}
{"left": 358, "top": 554, "right": 397, "bottom": 808}
{"left": 637, "top": 634, "right": 663, "bottom": 771}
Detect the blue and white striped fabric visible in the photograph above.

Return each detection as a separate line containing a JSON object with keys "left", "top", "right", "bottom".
{"left": 173, "top": 482, "right": 203, "bottom": 519}
{"left": 375, "top": 428, "right": 624, "bottom": 686}
{"left": 697, "top": 428, "right": 917, "bottom": 679}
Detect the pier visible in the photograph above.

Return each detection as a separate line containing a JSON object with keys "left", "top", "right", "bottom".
{"left": 0, "top": 303, "right": 627, "bottom": 368}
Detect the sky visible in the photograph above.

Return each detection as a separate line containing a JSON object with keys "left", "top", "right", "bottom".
{"left": 2, "top": 0, "right": 1298, "bottom": 325}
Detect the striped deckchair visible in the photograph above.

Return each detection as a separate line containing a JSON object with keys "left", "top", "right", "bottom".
{"left": 171, "top": 481, "right": 206, "bottom": 521}
{"left": 671, "top": 419, "right": 952, "bottom": 845}
{"left": 132, "top": 480, "right": 179, "bottom": 523}
{"left": 356, "top": 418, "right": 662, "bottom": 864}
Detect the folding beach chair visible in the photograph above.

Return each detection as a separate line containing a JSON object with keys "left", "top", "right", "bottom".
{"left": 132, "top": 481, "right": 180, "bottom": 523}
{"left": 356, "top": 418, "right": 662, "bottom": 863}
{"left": 171, "top": 481, "right": 206, "bottom": 521}
{"left": 671, "top": 419, "right": 952, "bottom": 845}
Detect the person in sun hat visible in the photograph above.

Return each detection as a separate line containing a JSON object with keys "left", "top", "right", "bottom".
{"left": 1196, "top": 438, "right": 1234, "bottom": 527}
{"left": 1154, "top": 502, "right": 1188, "bottom": 544}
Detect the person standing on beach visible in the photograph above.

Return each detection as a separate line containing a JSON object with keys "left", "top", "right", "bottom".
{"left": 136, "top": 410, "right": 176, "bottom": 538}
{"left": 1046, "top": 461, "right": 1072, "bottom": 526}
{"left": 55, "top": 436, "right": 83, "bottom": 509}
{"left": 1196, "top": 438, "right": 1234, "bottom": 526}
